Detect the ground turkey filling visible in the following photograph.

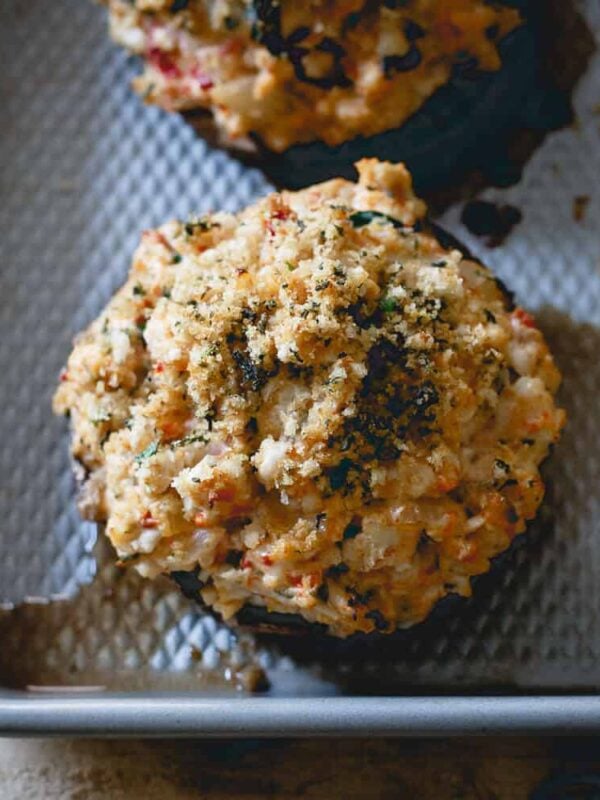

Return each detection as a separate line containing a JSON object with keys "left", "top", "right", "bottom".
{"left": 54, "top": 159, "right": 564, "bottom": 637}
{"left": 104, "top": 0, "right": 521, "bottom": 151}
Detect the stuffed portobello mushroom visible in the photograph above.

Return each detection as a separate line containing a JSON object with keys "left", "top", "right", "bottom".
{"left": 54, "top": 160, "right": 564, "bottom": 638}
{"left": 102, "top": 0, "right": 538, "bottom": 189}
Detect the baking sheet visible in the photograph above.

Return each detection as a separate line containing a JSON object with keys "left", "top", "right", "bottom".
{"left": 0, "top": 0, "right": 599, "bottom": 714}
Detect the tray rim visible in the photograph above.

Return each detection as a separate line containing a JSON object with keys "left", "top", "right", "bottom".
{"left": 1, "top": 694, "right": 600, "bottom": 736}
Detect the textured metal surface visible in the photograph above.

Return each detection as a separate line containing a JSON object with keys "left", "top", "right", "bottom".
{"left": 0, "top": 0, "right": 599, "bottom": 711}
{"left": 5, "top": 695, "right": 600, "bottom": 737}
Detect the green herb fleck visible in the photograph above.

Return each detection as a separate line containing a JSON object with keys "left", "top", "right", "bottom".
{"left": 380, "top": 296, "right": 397, "bottom": 313}
{"left": 185, "top": 216, "right": 217, "bottom": 236}
{"left": 135, "top": 441, "right": 159, "bottom": 463}
{"left": 169, "top": 433, "right": 208, "bottom": 450}
{"left": 506, "top": 506, "right": 519, "bottom": 524}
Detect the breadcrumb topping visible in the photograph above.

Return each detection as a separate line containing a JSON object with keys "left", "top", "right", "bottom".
{"left": 54, "top": 159, "right": 564, "bottom": 636}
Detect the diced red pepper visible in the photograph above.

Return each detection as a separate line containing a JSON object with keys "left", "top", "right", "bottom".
{"left": 155, "top": 231, "right": 172, "bottom": 249}
{"left": 209, "top": 486, "right": 236, "bottom": 504}
{"left": 436, "top": 473, "right": 459, "bottom": 493}
{"left": 160, "top": 420, "right": 183, "bottom": 440}
{"left": 289, "top": 573, "right": 318, "bottom": 588}
{"left": 192, "top": 67, "right": 214, "bottom": 90}
{"left": 513, "top": 308, "right": 536, "bottom": 329}
{"left": 219, "top": 38, "right": 243, "bottom": 57}
{"left": 148, "top": 47, "right": 182, "bottom": 79}
{"left": 141, "top": 511, "right": 159, "bottom": 528}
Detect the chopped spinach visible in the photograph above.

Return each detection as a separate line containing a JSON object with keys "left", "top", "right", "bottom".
{"left": 225, "top": 549, "right": 244, "bottom": 568}
{"left": 349, "top": 210, "right": 406, "bottom": 230}
{"left": 326, "top": 562, "right": 350, "bottom": 578}
{"left": 365, "top": 609, "right": 389, "bottom": 631}
{"left": 343, "top": 518, "right": 362, "bottom": 540}
{"left": 326, "top": 458, "right": 359, "bottom": 492}
{"left": 316, "top": 583, "right": 330, "bottom": 602}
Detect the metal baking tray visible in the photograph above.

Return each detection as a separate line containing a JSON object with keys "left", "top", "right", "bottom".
{"left": 1, "top": 0, "right": 599, "bottom": 735}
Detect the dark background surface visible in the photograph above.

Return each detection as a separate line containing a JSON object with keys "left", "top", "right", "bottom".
{"left": 2, "top": 736, "right": 600, "bottom": 798}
